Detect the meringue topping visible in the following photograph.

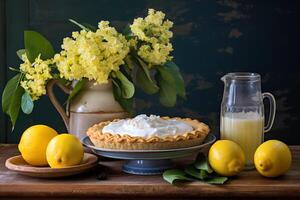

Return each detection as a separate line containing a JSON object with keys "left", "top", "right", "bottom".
{"left": 102, "top": 114, "right": 193, "bottom": 138}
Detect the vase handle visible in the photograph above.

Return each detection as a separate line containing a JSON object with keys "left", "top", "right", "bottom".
{"left": 46, "top": 79, "right": 72, "bottom": 131}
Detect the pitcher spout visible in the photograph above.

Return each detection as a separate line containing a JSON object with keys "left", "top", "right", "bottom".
{"left": 221, "top": 74, "right": 230, "bottom": 83}
{"left": 221, "top": 75, "right": 226, "bottom": 83}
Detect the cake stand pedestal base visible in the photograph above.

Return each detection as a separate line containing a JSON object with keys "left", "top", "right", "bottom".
{"left": 122, "top": 159, "right": 173, "bottom": 175}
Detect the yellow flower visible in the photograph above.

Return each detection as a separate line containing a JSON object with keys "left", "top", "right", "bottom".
{"left": 20, "top": 54, "right": 53, "bottom": 101}
{"left": 54, "top": 21, "right": 129, "bottom": 84}
{"left": 138, "top": 43, "right": 173, "bottom": 66}
{"left": 128, "top": 38, "right": 138, "bottom": 49}
{"left": 130, "top": 9, "right": 173, "bottom": 67}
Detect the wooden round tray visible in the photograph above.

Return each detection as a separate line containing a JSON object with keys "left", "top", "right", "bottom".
{"left": 5, "top": 153, "right": 98, "bottom": 178}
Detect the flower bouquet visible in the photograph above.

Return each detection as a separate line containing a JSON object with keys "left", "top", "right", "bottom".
{"left": 2, "top": 9, "right": 185, "bottom": 129}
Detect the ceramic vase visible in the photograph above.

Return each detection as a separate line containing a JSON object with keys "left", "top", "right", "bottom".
{"left": 47, "top": 79, "right": 128, "bottom": 139}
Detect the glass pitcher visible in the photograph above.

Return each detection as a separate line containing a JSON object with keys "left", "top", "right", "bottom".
{"left": 220, "top": 73, "right": 276, "bottom": 169}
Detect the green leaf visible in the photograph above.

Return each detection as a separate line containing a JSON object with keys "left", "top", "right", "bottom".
{"left": 122, "top": 63, "right": 132, "bottom": 76}
{"left": 82, "top": 23, "right": 97, "bottom": 32}
{"left": 205, "top": 177, "right": 228, "bottom": 184}
{"left": 58, "top": 78, "right": 72, "bottom": 86}
{"left": 16, "top": 49, "right": 27, "bottom": 60}
{"left": 184, "top": 165, "right": 228, "bottom": 184}
{"left": 24, "top": 31, "right": 55, "bottom": 62}
{"left": 157, "top": 76, "right": 177, "bottom": 107}
{"left": 194, "top": 153, "right": 213, "bottom": 173}
{"left": 2, "top": 74, "right": 22, "bottom": 113}
{"left": 162, "top": 153, "right": 229, "bottom": 185}
{"left": 9, "top": 67, "right": 21, "bottom": 73}
{"left": 123, "top": 24, "right": 134, "bottom": 40}
{"left": 184, "top": 165, "right": 208, "bottom": 180}
{"left": 113, "top": 71, "right": 135, "bottom": 99}
{"left": 21, "top": 91, "right": 34, "bottom": 114}
{"left": 156, "top": 66, "right": 177, "bottom": 107}
{"left": 163, "top": 169, "right": 193, "bottom": 184}
{"left": 112, "top": 79, "right": 122, "bottom": 96}
{"left": 67, "top": 79, "right": 87, "bottom": 102}
{"left": 157, "top": 65, "right": 175, "bottom": 83}
{"left": 112, "top": 78, "right": 133, "bottom": 114}
{"left": 136, "top": 57, "right": 159, "bottom": 94}
{"left": 8, "top": 86, "right": 24, "bottom": 129}
{"left": 124, "top": 55, "right": 135, "bottom": 70}
{"left": 69, "top": 19, "right": 92, "bottom": 31}
{"left": 164, "top": 61, "right": 186, "bottom": 98}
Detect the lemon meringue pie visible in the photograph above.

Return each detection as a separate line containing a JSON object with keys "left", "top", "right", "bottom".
{"left": 87, "top": 114, "right": 210, "bottom": 150}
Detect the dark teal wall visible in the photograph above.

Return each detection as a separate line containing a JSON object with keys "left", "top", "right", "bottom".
{"left": 1, "top": 0, "right": 300, "bottom": 144}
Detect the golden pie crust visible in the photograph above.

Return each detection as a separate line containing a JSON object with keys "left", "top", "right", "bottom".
{"left": 87, "top": 117, "right": 210, "bottom": 150}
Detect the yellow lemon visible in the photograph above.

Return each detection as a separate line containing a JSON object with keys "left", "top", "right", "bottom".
{"left": 254, "top": 140, "right": 292, "bottom": 177}
{"left": 208, "top": 140, "right": 246, "bottom": 176}
{"left": 18, "top": 125, "right": 58, "bottom": 166}
{"left": 46, "top": 134, "right": 84, "bottom": 168}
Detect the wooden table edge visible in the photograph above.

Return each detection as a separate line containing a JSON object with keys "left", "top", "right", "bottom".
{"left": 1, "top": 184, "right": 300, "bottom": 198}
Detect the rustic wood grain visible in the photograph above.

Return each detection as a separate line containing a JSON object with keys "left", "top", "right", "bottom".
{"left": 0, "top": 145, "right": 300, "bottom": 200}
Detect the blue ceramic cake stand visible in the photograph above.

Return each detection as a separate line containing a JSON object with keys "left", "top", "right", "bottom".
{"left": 81, "top": 134, "right": 216, "bottom": 175}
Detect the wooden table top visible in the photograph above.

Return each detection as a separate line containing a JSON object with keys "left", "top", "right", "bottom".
{"left": 0, "top": 144, "right": 299, "bottom": 200}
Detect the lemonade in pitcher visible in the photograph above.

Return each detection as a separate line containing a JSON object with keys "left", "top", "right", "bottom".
{"left": 220, "top": 73, "right": 276, "bottom": 169}
{"left": 221, "top": 112, "right": 264, "bottom": 167}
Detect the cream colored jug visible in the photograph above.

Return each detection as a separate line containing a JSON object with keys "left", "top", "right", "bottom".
{"left": 47, "top": 79, "right": 128, "bottom": 139}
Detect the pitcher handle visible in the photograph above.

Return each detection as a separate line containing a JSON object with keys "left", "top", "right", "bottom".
{"left": 46, "top": 79, "right": 72, "bottom": 131}
{"left": 262, "top": 92, "right": 276, "bottom": 132}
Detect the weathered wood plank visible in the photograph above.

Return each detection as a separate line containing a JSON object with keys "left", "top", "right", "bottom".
{"left": 0, "top": 145, "right": 299, "bottom": 200}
